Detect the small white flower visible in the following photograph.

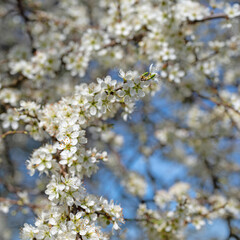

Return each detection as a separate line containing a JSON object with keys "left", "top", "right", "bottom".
{"left": 1, "top": 108, "right": 19, "bottom": 130}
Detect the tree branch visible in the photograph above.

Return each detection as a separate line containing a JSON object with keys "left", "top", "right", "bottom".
{"left": 16, "top": 0, "right": 36, "bottom": 54}
{"left": 1, "top": 130, "right": 28, "bottom": 139}
{"left": 188, "top": 13, "right": 230, "bottom": 24}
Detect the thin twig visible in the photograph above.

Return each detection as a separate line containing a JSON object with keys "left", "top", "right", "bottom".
{"left": 1, "top": 130, "right": 28, "bottom": 139}
{"left": 188, "top": 13, "right": 230, "bottom": 24}
{"left": 0, "top": 197, "right": 41, "bottom": 210}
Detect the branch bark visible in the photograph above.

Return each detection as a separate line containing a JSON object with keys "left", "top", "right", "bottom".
{"left": 16, "top": 0, "right": 36, "bottom": 54}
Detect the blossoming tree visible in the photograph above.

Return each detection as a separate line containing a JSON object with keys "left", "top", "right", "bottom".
{"left": 0, "top": 0, "right": 240, "bottom": 239}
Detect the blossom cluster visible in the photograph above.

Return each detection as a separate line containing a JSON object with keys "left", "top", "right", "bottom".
{"left": 18, "top": 69, "right": 158, "bottom": 239}
{"left": 137, "top": 182, "right": 239, "bottom": 239}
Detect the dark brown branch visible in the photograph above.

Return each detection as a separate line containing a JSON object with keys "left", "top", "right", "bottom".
{"left": 226, "top": 217, "right": 240, "bottom": 240}
{"left": 188, "top": 13, "right": 229, "bottom": 24}
{"left": 16, "top": 0, "right": 36, "bottom": 54}
{"left": 203, "top": 158, "right": 220, "bottom": 192}
{"left": 1, "top": 75, "right": 26, "bottom": 89}
{"left": 193, "top": 91, "right": 240, "bottom": 117}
